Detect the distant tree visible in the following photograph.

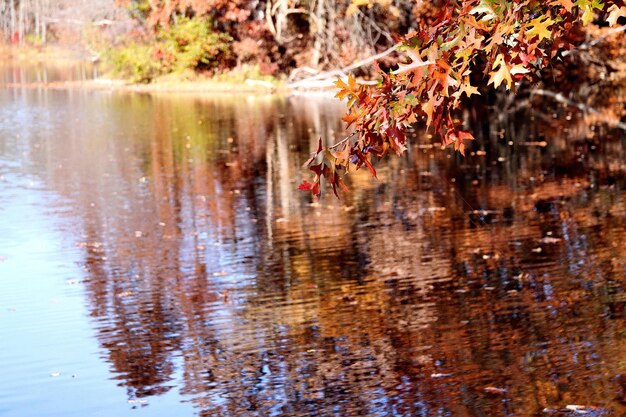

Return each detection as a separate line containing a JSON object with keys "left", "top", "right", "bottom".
{"left": 115, "top": 0, "right": 422, "bottom": 71}
{"left": 0, "top": 0, "right": 121, "bottom": 44}
{"left": 0, "top": 0, "right": 50, "bottom": 43}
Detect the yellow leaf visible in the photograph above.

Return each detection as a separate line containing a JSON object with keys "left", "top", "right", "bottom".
{"left": 422, "top": 87, "right": 443, "bottom": 128}
{"left": 452, "top": 77, "right": 480, "bottom": 100}
{"left": 581, "top": 5, "right": 593, "bottom": 26}
{"left": 526, "top": 16, "right": 554, "bottom": 41}
{"left": 489, "top": 65, "right": 511, "bottom": 89}
{"left": 348, "top": 73, "right": 356, "bottom": 91}
{"left": 488, "top": 54, "right": 512, "bottom": 89}
{"left": 335, "top": 74, "right": 357, "bottom": 101}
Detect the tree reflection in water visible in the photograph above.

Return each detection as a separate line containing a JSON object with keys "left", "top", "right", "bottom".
{"left": 10, "top": 85, "right": 625, "bottom": 416}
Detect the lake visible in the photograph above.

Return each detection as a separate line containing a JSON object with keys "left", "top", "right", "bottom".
{"left": 0, "top": 65, "right": 625, "bottom": 416}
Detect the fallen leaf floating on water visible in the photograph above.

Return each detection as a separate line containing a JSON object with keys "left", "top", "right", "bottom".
{"left": 540, "top": 237, "right": 562, "bottom": 244}
{"left": 50, "top": 372, "right": 60, "bottom": 377}
{"left": 127, "top": 399, "right": 147, "bottom": 404}
{"left": 565, "top": 405, "right": 590, "bottom": 414}
{"left": 116, "top": 291, "right": 133, "bottom": 298}
{"left": 520, "top": 141, "right": 548, "bottom": 147}
{"left": 484, "top": 386, "right": 508, "bottom": 395}
{"left": 542, "top": 404, "right": 608, "bottom": 415}
{"left": 76, "top": 241, "right": 103, "bottom": 248}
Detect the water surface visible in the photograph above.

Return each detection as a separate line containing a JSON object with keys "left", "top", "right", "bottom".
{"left": 0, "top": 71, "right": 625, "bottom": 416}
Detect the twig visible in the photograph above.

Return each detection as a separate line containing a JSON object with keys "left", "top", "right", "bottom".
{"left": 563, "top": 24, "right": 626, "bottom": 57}
{"left": 288, "top": 77, "right": 378, "bottom": 89}
{"left": 355, "top": 8, "right": 394, "bottom": 43}
{"left": 288, "top": 42, "right": 401, "bottom": 88}
{"left": 329, "top": 130, "right": 359, "bottom": 149}
{"left": 531, "top": 89, "right": 626, "bottom": 131}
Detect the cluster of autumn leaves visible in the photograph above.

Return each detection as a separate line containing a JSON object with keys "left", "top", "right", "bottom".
{"left": 300, "top": 0, "right": 626, "bottom": 198}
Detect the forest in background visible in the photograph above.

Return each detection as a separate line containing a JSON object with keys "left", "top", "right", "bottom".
{"left": 1, "top": 1, "right": 624, "bottom": 86}
{"left": 0, "top": 0, "right": 446, "bottom": 82}
{"left": 0, "top": 0, "right": 124, "bottom": 44}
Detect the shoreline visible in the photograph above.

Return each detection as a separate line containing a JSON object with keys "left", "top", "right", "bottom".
{"left": 0, "top": 78, "right": 290, "bottom": 95}
{"left": 0, "top": 78, "right": 340, "bottom": 96}
{"left": 0, "top": 44, "right": 340, "bottom": 96}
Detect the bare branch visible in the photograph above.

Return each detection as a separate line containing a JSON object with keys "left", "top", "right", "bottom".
{"left": 288, "top": 42, "right": 402, "bottom": 88}
{"left": 531, "top": 89, "right": 626, "bottom": 131}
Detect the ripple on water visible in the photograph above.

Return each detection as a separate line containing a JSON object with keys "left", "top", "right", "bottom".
{"left": 0, "top": 84, "right": 625, "bottom": 416}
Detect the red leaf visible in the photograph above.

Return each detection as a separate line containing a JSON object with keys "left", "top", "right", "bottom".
{"left": 357, "top": 151, "right": 377, "bottom": 178}
{"left": 312, "top": 181, "right": 320, "bottom": 197}
{"left": 298, "top": 180, "right": 315, "bottom": 191}
{"left": 458, "top": 131, "right": 474, "bottom": 141}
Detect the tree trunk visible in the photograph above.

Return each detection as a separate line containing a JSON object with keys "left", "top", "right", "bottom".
{"left": 42, "top": 0, "right": 47, "bottom": 43}
{"left": 310, "top": 0, "right": 326, "bottom": 68}
{"left": 35, "top": 0, "right": 40, "bottom": 39}
{"left": 10, "top": 0, "right": 16, "bottom": 42}
{"left": 278, "top": 0, "right": 288, "bottom": 42}
{"left": 19, "top": 0, "right": 24, "bottom": 44}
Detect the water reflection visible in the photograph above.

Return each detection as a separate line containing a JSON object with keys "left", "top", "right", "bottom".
{"left": 0, "top": 61, "right": 98, "bottom": 86}
{"left": 0, "top": 81, "right": 624, "bottom": 416}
